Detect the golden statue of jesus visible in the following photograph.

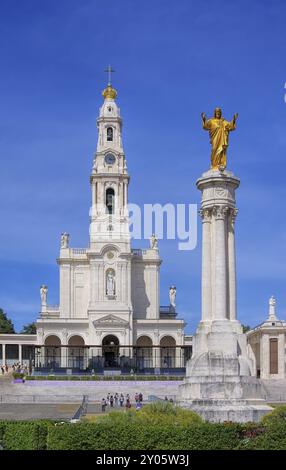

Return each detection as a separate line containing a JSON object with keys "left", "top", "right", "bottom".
{"left": 201, "top": 108, "right": 238, "bottom": 170}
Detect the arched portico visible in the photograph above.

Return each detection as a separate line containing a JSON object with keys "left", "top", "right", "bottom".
{"left": 68, "top": 335, "right": 85, "bottom": 369}
{"left": 160, "top": 335, "right": 176, "bottom": 368}
{"left": 136, "top": 336, "right": 153, "bottom": 370}
{"left": 44, "top": 335, "right": 61, "bottom": 368}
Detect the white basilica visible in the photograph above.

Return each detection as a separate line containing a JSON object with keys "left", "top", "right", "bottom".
{"left": 0, "top": 80, "right": 189, "bottom": 373}
{"left": 1, "top": 82, "right": 286, "bottom": 382}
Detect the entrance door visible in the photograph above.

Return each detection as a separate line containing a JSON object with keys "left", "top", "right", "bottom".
{"left": 102, "top": 335, "right": 120, "bottom": 368}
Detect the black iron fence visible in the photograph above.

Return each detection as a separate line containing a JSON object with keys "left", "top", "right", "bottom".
{"left": 29, "top": 345, "right": 192, "bottom": 375}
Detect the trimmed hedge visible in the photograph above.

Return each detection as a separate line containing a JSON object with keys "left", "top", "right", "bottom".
{"left": 1, "top": 420, "right": 286, "bottom": 450}
{"left": 26, "top": 375, "right": 183, "bottom": 381}
{"left": 0, "top": 421, "right": 49, "bottom": 450}
{"left": 47, "top": 422, "right": 242, "bottom": 450}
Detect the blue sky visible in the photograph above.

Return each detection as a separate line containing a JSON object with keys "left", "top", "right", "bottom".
{"left": 0, "top": 0, "right": 286, "bottom": 333}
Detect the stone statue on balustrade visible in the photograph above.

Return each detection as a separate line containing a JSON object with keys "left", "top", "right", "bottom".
{"left": 150, "top": 234, "right": 158, "bottom": 250}
{"left": 40, "top": 285, "right": 48, "bottom": 305}
{"left": 61, "top": 232, "right": 70, "bottom": 249}
{"left": 169, "top": 286, "right": 176, "bottom": 311}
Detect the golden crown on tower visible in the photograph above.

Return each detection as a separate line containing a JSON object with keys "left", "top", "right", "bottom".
{"left": 102, "top": 84, "right": 117, "bottom": 100}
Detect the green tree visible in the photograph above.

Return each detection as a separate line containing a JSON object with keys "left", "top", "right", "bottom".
{"left": 0, "top": 308, "right": 15, "bottom": 333}
{"left": 20, "top": 322, "right": 37, "bottom": 334}
{"left": 242, "top": 324, "right": 251, "bottom": 333}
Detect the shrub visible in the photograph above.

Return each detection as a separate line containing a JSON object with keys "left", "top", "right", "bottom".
{"left": 0, "top": 422, "right": 6, "bottom": 450}
{"left": 12, "top": 372, "right": 25, "bottom": 380}
{"left": 3, "top": 422, "right": 49, "bottom": 450}
{"left": 2, "top": 419, "right": 286, "bottom": 450}
{"left": 47, "top": 421, "right": 242, "bottom": 450}
{"left": 239, "top": 422, "right": 286, "bottom": 450}
{"left": 260, "top": 405, "right": 286, "bottom": 427}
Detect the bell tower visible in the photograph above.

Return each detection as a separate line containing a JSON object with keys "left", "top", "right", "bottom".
{"left": 88, "top": 72, "right": 133, "bottom": 348}
{"left": 89, "top": 75, "right": 130, "bottom": 253}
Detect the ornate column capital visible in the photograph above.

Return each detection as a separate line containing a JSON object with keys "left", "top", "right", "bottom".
{"left": 213, "top": 205, "right": 229, "bottom": 220}
{"left": 229, "top": 208, "right": 238, "bottom": 225}
{"left": 199, "top": 208, "right": 212, "bottom": 223}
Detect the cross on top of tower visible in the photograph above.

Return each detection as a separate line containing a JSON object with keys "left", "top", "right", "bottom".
{"left": 104, "top": 65, "right": 115, "bottom": 86}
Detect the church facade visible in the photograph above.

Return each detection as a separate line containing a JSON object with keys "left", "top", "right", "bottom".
{"left": 1, "top": 84, "right": 285, "bottom": 381}
{"left": 0, "top": 82, "right": 190, "bottom": 374}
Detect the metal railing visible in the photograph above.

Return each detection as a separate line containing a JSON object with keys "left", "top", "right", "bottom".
{"left": 72, "top": 395, "right": 89, "bottom": 420}
{"left": 0, "top": 394, "right": 96, "bottom": 404}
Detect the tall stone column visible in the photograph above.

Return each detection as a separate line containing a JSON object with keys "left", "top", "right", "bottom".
{"left": 278, "top": 333, "right": 285, "bottom": 378}
{"left": 213, "top": 206, "right": 228, "bottom": 320}
{"left": 228, "top": 209, "right": 238, "bottom": 320}
{"left": 2, "top": 344, "right": 6, "bottom": 366}
{"left": 200, "top": 209, "right": 212, "bottom": 321}
{"left": 261, "top": 334, "right": 270, "bottom": 379}
{"left": 179, "top": 169, "right": 272, "bottom": 422}
{"left": 18, "top": 344, "right": 22, "bottom": 364}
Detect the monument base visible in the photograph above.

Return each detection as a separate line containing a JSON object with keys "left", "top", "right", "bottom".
{"left": 179, "top": 361, "right": 272, "bottom": 422}
{"left": 179, "top": 397, "right": 272, "bottom": 423}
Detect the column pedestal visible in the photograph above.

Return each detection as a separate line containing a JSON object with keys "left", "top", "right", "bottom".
{"left": 179, "top": 169, "right": 272, "bottom": 422}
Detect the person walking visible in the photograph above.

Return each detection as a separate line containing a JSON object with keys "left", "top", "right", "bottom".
{"left": 139, "top": 392, "right": 143, "bottom": 403}
{"left": 110, "top": 395, "right": 114, "bottom": 408}
{"left": 135, "top": 392, "right": 139, "bottom": 403}
{"left": 125, "top": 399, "right": 132, "bottom": 410}
{"left": 119, "top": 394, "right": 124, "bottom": 407}
{"left": 101, "top": 398, "right": 107, "bottom": 413}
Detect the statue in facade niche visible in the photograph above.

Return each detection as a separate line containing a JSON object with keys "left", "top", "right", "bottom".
{"left": 40, "top": 285, "right": 48, "bottom": 304}
{"left": 201, "top": 108, "right": 238, "bottom": 170}
{"left": 106, "top": 271, "right": 115, "bottom": 296}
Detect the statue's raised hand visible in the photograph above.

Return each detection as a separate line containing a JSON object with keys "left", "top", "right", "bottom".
{"left": 201, "top": 112, "right": 207, "bottom": 122}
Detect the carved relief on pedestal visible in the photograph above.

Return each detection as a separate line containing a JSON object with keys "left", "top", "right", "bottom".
{"left": 214, "top": 184, "right": 227, "bottom": 199}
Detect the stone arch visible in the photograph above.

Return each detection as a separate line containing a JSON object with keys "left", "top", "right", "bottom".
{"left": 160, "top": 335, "right": 176, "bottom": 368}
{"left": 136, "top": 335, "right": 153, "bottom": 346}
{"left": 136, "top": 335, "right": 153, "bottom": 370}
{"left": 102, "top": 335, "right": 120, "bottom": 368}
{"left": 101, "top": 244, "right": 120, "bottom": 257}
{"left": 68, "top": 335, "right": 85, "bottom": 346}
{"left": 106, "top": 126, "right": 113, "bottom": 141}
{"left": 68, "top": 335, "right": 85, "bottom": 369}
{"left": 44, "top": 335, "right": 61, "bottom": 368}
{"left": 106, "top": 187, "right": 115, "bottom": 214}
{"left": 44, "top": 335, "right": 61, "bottom": 346}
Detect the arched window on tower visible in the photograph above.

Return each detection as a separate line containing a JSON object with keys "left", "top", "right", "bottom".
{"left": 107, "top": 127, "right": 113, "bottom": 142}
{"left": 106, "top": 188, "right": 115, "bottom": 214}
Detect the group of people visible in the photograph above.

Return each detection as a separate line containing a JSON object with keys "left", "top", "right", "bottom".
{"left": 101, "top": 392, "right": 144, "bottom": 412}
{"left": 1, "top": 364, "right": 9, "bottom": 375}
{"left": 1, "top": 363, "right": 29, "bottom": 375}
